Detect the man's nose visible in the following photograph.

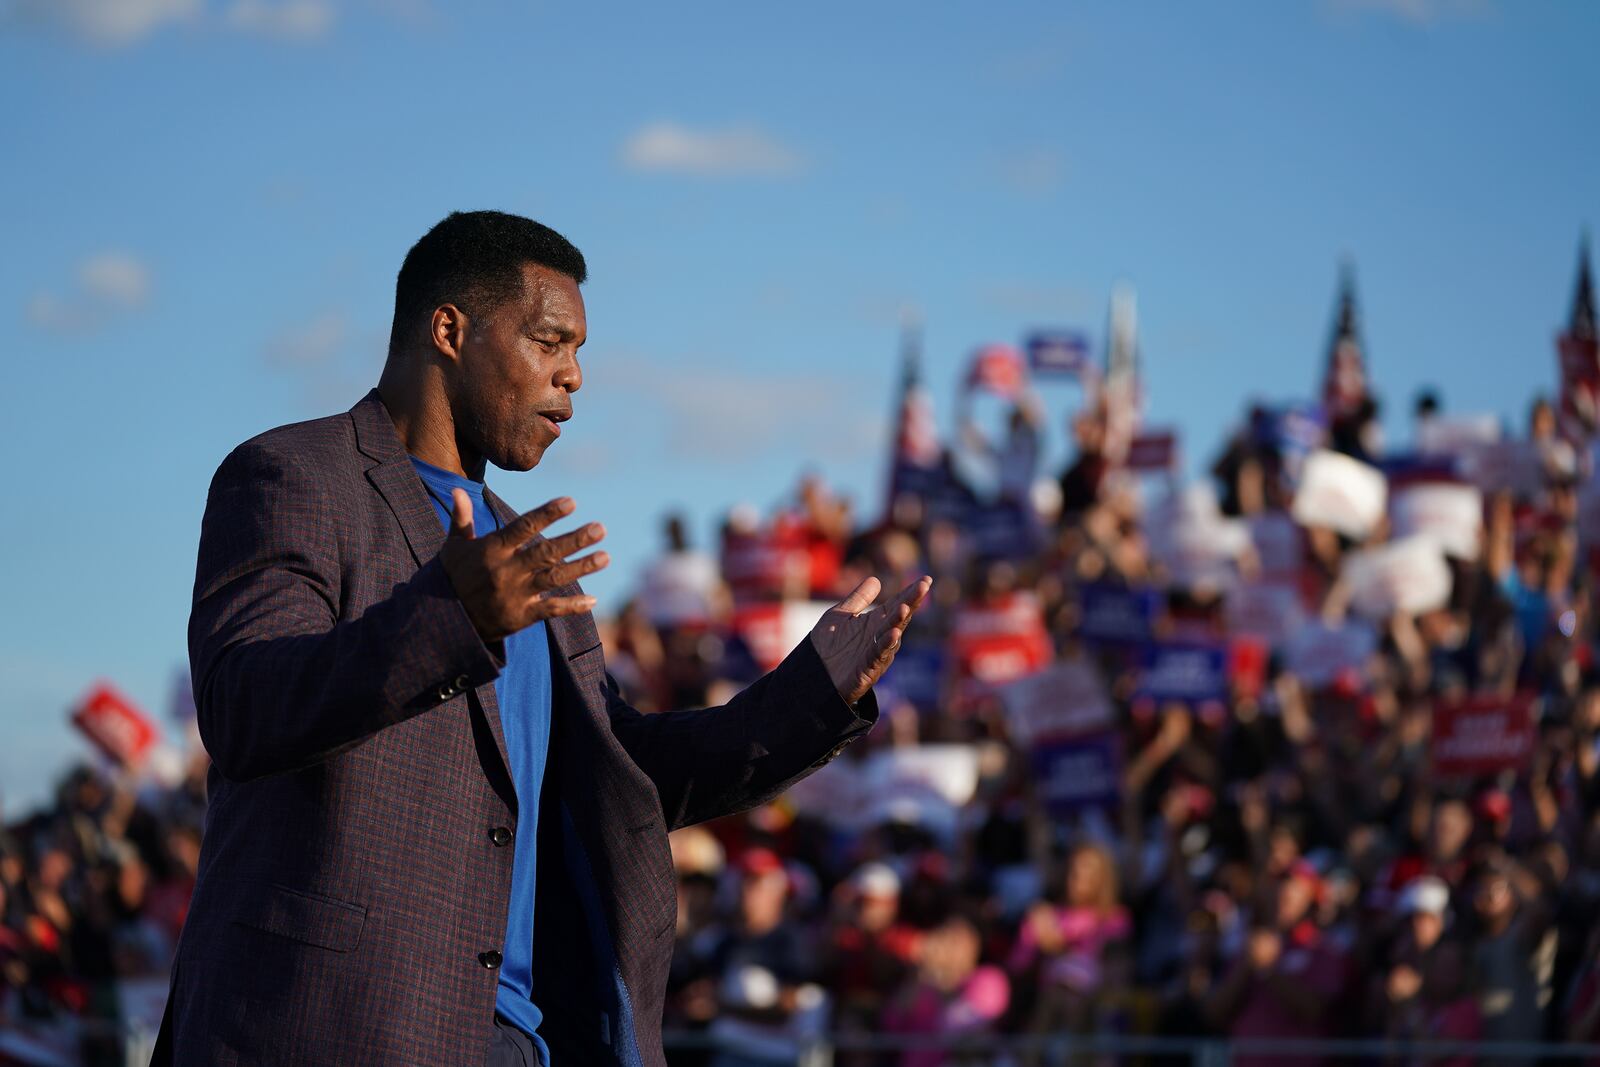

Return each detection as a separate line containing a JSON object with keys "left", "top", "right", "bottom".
{"left": 555, "top": 352, "right": 582, "bottom": 393}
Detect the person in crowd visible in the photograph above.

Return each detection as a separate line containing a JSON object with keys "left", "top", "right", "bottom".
{"left": 881, "top": 914, "right": 1010, "bottom": 1067}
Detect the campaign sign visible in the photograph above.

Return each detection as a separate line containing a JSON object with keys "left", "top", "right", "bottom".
{"left": 1342, "top": 536, "right": 1453, "bottom": 620}
{"left": 1078, "top": 583, "right": 1160, "bottom": 646}
{"left": 1146, "top": 485, "right": 1251, "bottom": 592}
{"left": 1459, "top": 439, "right": 1546, "bottom": 496}
{"left": 1001, "top": 658, "right": 1113, "bottom": 747}
{"left": 877, "top": 643, "right": 947, "bottom": 715}
{"left": 1249, "top": 511, "right": 1304, "bottom": 583}
{"left": 1391, "top": 482, "right": 1484, "bottom": 561}
{"left": 1285, "top": 618, "right": 1378, "bottom": 689}
{"left": 952, "top": 592, "right": 1053, "bottom": 689}
{"left": 71, "top": 683, "right": 157, "bottom": 767}
{"left": 1224, "top": 582, "right": 1304, "bottom": 650}
{"left": 1125, "top": 429, "right": 1178, "bottom": 472}
{"left": 1135, "top": 642, "right": 1227, "bottom": 708}
{"left": 1026, "top": 330, "right": 1091, "bottom": 377}
{"left": 967, "top": 343, "right": 1027, "bottom": 399}
{"left": 1253, "top": 402, "right": 1326, "bottom": 482}
{"left": 1031, "top": 733, "right": 1121, "bottom": 816}
{"left": 1418, "top": 413, "right": 1501, "bottom": 457}
{"left": 1291, "top": 450, "right": 1387, "bottom": 539}
{"left": 1382, "top": 453, "right": 1464, "bottom": 491}
{"left": 866, "top": 744, "right": 982, "bottom": 807}
{"left": 967, "top": 501, "right": 1038, "bottom": 561}
{"left": 1433, "top": 692, "right": 1536, "bottom": 778}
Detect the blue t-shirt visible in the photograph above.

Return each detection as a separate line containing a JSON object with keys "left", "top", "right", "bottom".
{"left": 410, "top": 457, "right": 552, "bottom": 1065}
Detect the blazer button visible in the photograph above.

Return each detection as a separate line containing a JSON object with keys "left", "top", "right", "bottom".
{"left": 489, "top": 826, "right": 513, "bottom": 847}
{"left": 437, "top": 684, "right": 455, "bottom": 701}
{"left": 479, "top": 950, "right": 502, "bottom": 969}
{"left": 454, "top": 673, "right": 471, "bottom": 691}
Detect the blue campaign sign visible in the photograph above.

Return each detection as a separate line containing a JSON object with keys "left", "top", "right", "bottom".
{"left": 1026, "top": 330, "right": 1091, "bottom": 376}
{"left": 877, "top": 643, "right": 946, "bottom": 715}
{"left": 967, "top": 501, "right": 1038, "bottom": 561}
{"left": 1078, "top": 583, "right": 1160, "bottom": 646}
{"left": 1135, "top": 641, "right": 1228, "bottom": 706}
{"left": 1031, "top": 733, "right": 1121, "bottom": 816}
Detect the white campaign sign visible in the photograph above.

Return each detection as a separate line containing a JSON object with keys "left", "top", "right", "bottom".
{"left": 1292, "top": 450, "right": 1387, "bottom": 539}
{"left": 1000, "top": 658, "right": 1113, "bottom": 747}
{"left": 1146, "top": 483, "right": 1251, "bottom": 590}
{"left": 1342, "top": 535, "right": 1453, "bottom": 619}
{"left": 1390, "top": 483, "right": 1483, "bottom": 560}
{"left": 864, "top": 744, "right": 981, "bottom": 807}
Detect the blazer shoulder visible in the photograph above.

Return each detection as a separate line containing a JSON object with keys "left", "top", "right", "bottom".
{"left": 214, "top": 409, "right": 363, "bottom": 483}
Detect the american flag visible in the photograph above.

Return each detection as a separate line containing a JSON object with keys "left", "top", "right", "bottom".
{"left": 1100, "top": 284, "right": 1142, "bottom": 465}
{"left": 1321, "top": 264, "right": 1369, "bottom": 422}
{"left": 888, "top": 320, "right": 942, "bottom": 506}
{"left": 1557, "top": 234, "right": 1598, "bottom": 443}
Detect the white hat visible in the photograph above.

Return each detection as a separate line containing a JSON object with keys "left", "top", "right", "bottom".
{"left": 853, "top": 861, "right": 901, "bottom": 898}
{"left": 1398, "top": 875, "right": 1450, "bottom": 918}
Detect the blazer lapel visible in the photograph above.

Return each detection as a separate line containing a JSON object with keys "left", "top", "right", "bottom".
{"left": 350, "top": 390, "right": 515, "bottom": 785}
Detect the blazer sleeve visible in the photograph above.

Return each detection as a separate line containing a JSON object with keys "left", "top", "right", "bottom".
{"left": 188, "top": 441, "right": 503, "bottom": 782}
{"left": 602, "top": 635, "right": 878, "bottom": 831}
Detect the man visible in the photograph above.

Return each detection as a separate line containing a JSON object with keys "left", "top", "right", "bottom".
{"left": 152, "top": 210, "right": 930, "bottom": 1066}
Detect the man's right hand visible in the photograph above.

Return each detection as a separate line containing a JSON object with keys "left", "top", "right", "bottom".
{"left": 438, "top": 490, "right": 608, "bottom": 641}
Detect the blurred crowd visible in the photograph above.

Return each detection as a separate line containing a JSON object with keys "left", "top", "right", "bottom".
{"left": 5, "top": 266, "right": 1600, "bottom": 1067}
{"left": 628, "top": 400, "right": 1600, "bottom": 1066}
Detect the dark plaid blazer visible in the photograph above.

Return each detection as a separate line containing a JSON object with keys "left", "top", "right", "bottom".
{"left": 151, "top": 390, "right": 876, "bottom": 1066}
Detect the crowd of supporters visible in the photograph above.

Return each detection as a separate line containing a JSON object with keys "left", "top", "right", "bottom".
{"left": 623, "top": 385, "right": 1600, "bottom": 1066}
{"left": 5, "top": 268, "right": 1600, "bottom": 1067}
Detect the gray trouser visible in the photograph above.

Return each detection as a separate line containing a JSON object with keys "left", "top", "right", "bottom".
{"left": 485, "top": 1013, "right": 544, "bottom": 1067}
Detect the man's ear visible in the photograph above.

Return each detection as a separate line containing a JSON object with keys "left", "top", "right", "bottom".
{"left": 429, "top": 303, "right": 470, "bottom": 362}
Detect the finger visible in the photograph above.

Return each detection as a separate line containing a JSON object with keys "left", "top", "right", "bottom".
{"left": 447, "top": 489, "right": 475, "bottom": 540}
{"left": 493, "top": 497, "right": 576, "bottom": 549}
{"left": 835, "top": 576, "right": 882, "bottom": 615}
{"left": 530, "top": 551, "right": 610, "bottom": 591}
{"left": 517, "top": 522, "right": 606, "bottom": 565}
{"left": 887, "top": 575, "right": 933, "bottom": 615}
{"left": 873, "top": 577, "right": 932, "bottom": 636}
{"left": 527, "top": 593, "right": 598, "bottom": 619}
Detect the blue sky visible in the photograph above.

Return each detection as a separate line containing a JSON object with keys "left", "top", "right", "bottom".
{"left": 0, "top": 0, "right": 1595, "bottom": 813}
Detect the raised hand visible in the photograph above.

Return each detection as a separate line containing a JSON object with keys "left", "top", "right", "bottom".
{"left": 438, "top": 491, "right": 608, "bottom": 641}
{"left": 809, "top": 575, "right": 933, "bottom": 705}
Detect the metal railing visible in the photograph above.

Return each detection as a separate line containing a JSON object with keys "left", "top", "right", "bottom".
{"left": 7, "top": 1022, "right": 1600, "bottom": 1066}
{"left": 659, "top": 1030, "right": 1600, "bottom": 1067}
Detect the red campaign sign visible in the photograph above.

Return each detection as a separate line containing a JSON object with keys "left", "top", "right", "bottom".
{"left": 951, "top": 593, "right": 1052, "bottom": 689}
{"left": 70, "top": 683, "right": 157, "bottom": 767}
{"left": 731, "top": 603, "right": 786, "bottom": 672}
{"left": 1432, "top": 692, "right": 1536, "bottom": 778}
{"left": 721, "top": 531, "right": 807, "bottom": 602}
{"left": 966, "top": 344, "right": 1028, "bottom": 399}
{"left": 1124, "top": 429, "right": 1177, "bottom": 472}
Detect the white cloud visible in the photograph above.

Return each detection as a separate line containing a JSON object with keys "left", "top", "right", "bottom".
{"left": 5, "top": 0, "right": 200, "bottom": 46}
{"left": 994, "top": 148, "right": 1067, "bottom": 197}
{"left": 264, "top": 309, "right": 347, "bottom": 367}
{"left": 79, "top": 252, "right": 152, "bottom": 308}
{"left": 226, "top": 0, "right": 333, "bottom": 40}
{"left": 603, "top": 352, "right": 880, "bottom": 463}
{"left": 1325, "top": 0, "right": 1489, "bottom": 25}
{"left": 619, "top": 122, "right": 804, "bottom": 177}
{"left": 27, "top": 250, "right": 152, "bottom": 334}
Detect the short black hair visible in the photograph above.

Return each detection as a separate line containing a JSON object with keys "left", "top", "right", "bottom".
{"left": 389, "top": 210, "right": 586, "bottom": 353}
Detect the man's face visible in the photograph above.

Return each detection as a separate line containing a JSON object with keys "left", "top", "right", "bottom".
{"left": 451, "top": 262, "right": 586, "bottom": 472}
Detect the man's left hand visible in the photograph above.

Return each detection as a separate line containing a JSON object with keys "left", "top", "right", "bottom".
{"left": 810, "top": 575, "right": 933, "bottom": 705}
